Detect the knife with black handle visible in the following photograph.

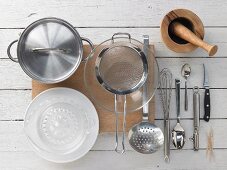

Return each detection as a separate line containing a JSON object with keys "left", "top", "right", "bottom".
{"left": 203, "top": 64, "right": 210, "bottom": 122}
{"left": 204, "top": 88, "right": 210, "bottom": 122}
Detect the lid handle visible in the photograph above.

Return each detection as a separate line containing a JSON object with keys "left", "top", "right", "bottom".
{"left": 31, "top": 48, "right": 72, "bottom": 53}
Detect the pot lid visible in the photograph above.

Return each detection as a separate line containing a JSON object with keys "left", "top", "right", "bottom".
{"left": 18, "top": 18, "right": 83, "bottom": 83}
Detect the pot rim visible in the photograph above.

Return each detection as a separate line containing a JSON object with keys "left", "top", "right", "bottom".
{"left": 17, "top": 17, "right": 83, "bottom": 84}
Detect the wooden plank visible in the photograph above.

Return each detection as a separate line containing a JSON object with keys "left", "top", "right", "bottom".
{"left": 1, "top": 57, "right": 227, "bottom": 89}
{"left": 0, "top": 120, "right": 226, "bottom": 151}
{"left": 0, "top": 149, "right": 224, "bottom": 170}
{"left": 155, "top": 89, "right": 227, "bottom": 119}
{"left": 157, "top": 57, "right": 227, "bottom": 89}
{"left": 0, "top": 88, "right": 227, "bottom": 120}
{"left": 0, "top": 90, "right": 31, "bottom": 120}
{"left": 1, "top": 0, "right": 227, "bottom": 27}
{"left": 87, "top": 119, "right": 227, "bottom": 150}
{"left": 2, "top": 27, "right": 227, "bottom": 58}
{"left": 0, "top": 60, "right": 31, "bottom": 89}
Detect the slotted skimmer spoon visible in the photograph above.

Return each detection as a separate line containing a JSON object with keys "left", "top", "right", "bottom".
{"left": 128, "top": 102, "right": 164, "bottom": 153}
{"left": 128, "top": 35, "right": 164, "bottom": 154}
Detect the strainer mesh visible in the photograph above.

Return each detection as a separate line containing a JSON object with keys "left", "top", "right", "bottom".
{"left": 98, "top": 46, "right": 144, "bottom": 92}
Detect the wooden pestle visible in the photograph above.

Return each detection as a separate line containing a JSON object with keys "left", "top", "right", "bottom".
{"left": 171, "top": 22, "right": 218, "bottom": 56}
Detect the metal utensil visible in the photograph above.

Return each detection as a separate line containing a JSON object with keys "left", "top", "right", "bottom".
{"left": 190, "top": 86, "right": 200, "bottom": 151}
{"left": 128, "top": 107, "right": 164, "bottom": 154}
{"left": 95, "top": 33, "right": 148, "bottom": 154}
{"left": 159, "top": 68, "right": 173, "bottom": 162}
{"left": 172, "top": 79, "right": 185, "bottom": 149}
{"left": 181, "top": 63, "right": 191, "bottom": 111}
{"left": 128, "top": 35, "right": 164, "bottom": 154}
{"left": 203, "top": 64, "right": 210, "bottom": 122}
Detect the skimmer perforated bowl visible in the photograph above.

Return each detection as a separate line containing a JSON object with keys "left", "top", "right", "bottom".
{"left": 128, "top": 121, "right": 164, "bottom": 153}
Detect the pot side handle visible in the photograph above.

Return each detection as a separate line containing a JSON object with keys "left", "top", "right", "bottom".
{"left": 81, "top": 37, "right": 94, "bottom": 62}
{"left": 7, "top": 40, "right": 19, "bottom": 63}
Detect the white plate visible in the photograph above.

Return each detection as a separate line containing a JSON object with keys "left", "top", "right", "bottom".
{"left": 24, "top": 87, "right": 99, "bottom": 163}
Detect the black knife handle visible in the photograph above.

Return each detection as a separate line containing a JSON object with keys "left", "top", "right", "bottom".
{"left": 203, "top": 89, "right": 210, "bottom": 122}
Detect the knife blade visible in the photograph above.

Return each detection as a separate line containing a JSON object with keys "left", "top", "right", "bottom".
{"left": 203, "top": 64, "right": 210, "bottom": 122}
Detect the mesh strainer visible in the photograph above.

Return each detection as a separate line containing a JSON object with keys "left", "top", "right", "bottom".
{"left": 95, "top": 33, "right": 148, "bottom": 153}
{"left": 95, "top": 43, "right": 148, "bottom": 95}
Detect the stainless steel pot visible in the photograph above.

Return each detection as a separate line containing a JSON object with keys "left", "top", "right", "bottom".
{"left": 7, "top": 17, "right": 93, "bottom": 83}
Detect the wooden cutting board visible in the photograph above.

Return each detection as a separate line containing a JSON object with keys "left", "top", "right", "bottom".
{"left": 32, "top": 45, "right": 155, "bottom": 132}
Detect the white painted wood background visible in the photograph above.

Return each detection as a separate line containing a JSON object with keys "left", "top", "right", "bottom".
{"left": 1, "top": 0, "right": 226, "bottom": 169}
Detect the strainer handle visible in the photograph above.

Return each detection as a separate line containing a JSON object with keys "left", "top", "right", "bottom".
{"left": 81, "top": 37, "right": 94, "bottom": 62}
{"left": 112, "top": 33, "right": 131, "bottom": 42}
{"left": 114, "top": 95, "right": 126, "bottom": 154}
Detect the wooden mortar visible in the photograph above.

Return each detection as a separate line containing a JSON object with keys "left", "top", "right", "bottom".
{"left": 161, "top": 9, "right": 218, "bottom": 56}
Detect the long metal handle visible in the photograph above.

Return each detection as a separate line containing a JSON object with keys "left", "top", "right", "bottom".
{"left": 193, "top": 130, "right": 199, "bottom": 151}
{"left": 164, "top": 119, "right": 170, "bottom": 162}
{"left": 175, "top": 79, "right": 181, "bottom": 122}
{"left": 114, "top": 95, "right": 126, "bottom": 154}
{"left": 185, "top": 81, "right": 188, "bottom": 111}
{"left": 193, "top": 87, "right": 200, "bottom": 128}
{"left": 142, "top": 35, "right": 149, "bottom": 121}
{"left": 192, "top": 86, "right": 200, "bottom": 151}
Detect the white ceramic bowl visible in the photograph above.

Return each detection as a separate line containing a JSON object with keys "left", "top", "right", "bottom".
{"left": 24, "top": 87, "right": 99, "bottom": 163}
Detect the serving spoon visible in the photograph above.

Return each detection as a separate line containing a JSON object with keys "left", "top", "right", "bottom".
{"left": 172, "top": 79, "right": 185, "bottom": 149}
{"left": 181, "top": 63, "right": 191, "bottom": 111}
